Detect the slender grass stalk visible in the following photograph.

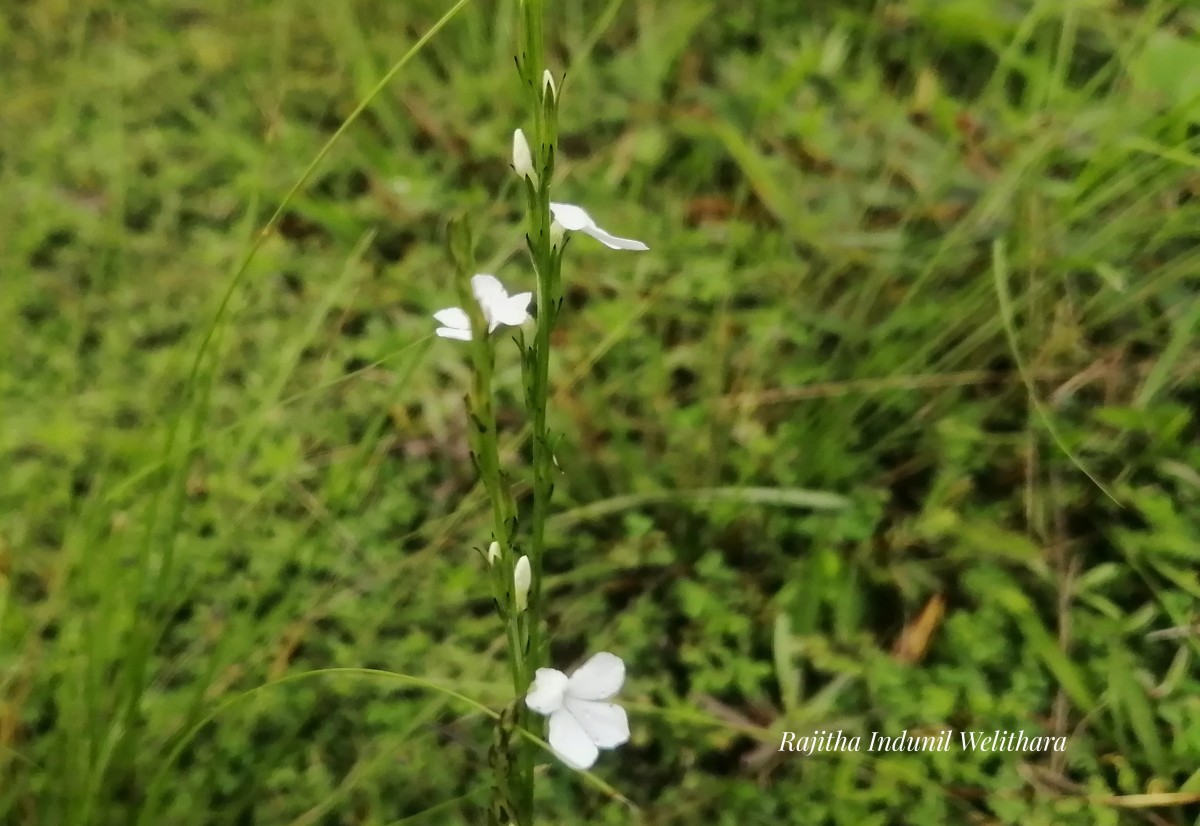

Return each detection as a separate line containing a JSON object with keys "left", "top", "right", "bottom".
{"left": 104, "top": 5, "right": 475, "bottom": 823}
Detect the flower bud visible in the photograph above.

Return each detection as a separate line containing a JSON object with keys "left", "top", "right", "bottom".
{"left": 514, "top": 555, "right": 531, "bottom": 613}
{"left": 486, "top": 541, "right": 501, "bottom": 566}
{"left": 542, "top": 70, "right": 557, "bottom": 103}
{"left": 512, "top": 128, "right": 537, "bottom": 185}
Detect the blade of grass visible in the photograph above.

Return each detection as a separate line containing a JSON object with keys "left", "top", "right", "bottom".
{"left": 108, "top": 0, "right": 476, "bottom": 813}
{"left": 547, "top": 486, "right": 850, "bottom": 532}
{"left": 1135, "top": 297, "right": 1200, "bottom": 408}
{"left": 991, "top": 239, "right": 1119, "bottom": 504}
{"left": 138, "top": 667, "right": 632, "bottom": 824}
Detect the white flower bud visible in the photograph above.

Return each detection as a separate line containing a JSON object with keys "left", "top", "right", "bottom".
{"left": 486, "top": 541, "right": 501, "bottom": 566}
{"left": 514, "top": 555, "right": 531, "bottom": 613}
{"left": 542, "top": 70, "right": 557, "bottom": 103}
{"left": 511, "top": 128, "right": 537, "bottom": 185}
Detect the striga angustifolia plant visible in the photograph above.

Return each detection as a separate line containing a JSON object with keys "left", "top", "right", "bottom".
{"left": 431, "top": 2, "right": 647, "bottom": 822}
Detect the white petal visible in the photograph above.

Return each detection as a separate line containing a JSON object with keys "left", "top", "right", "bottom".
{"left": 580, "top": 225, "right": 649, "bottom": 251}
{"left": 563, "top": 697, "right": 629, "bottom": 749}
{"left": 566, "top": 651, "right": 625, "bottom": 701}
{"left": 548, "top": 202, "right": 594, "bottom": 232}
{"left": 547, "top": 707, "right": 600, "bottom": 770}
{"left": 492, "top": 292, "right": 532, "bottom": 327}
{"left": 435, "top": 326, "right": 472, "bottom": 341}
{"left": 525, "top": 668, "right": 569, "bottom": 715}
{"left": 432, "top": 307, "right": 470, "bottom": 329}
{"left": 471, "top": 274, "right": 507, "bottom": 304}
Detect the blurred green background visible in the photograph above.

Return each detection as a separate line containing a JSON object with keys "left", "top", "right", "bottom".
{"left": 3, "top": 0, "right": 1200, "bottom": 823}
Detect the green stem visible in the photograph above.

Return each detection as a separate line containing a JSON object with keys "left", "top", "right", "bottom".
{"left": 470, "top": 333, "right": 524, "bottom": 698}
{"left": 517, "top": 3, "right": 554, "bottom": 823}
{"left": 528, "top": 252, "right": 551, "bottom": 661}
{"left": 447, "top": 220, "right": 525, "bottom": 703}
{"left": 521, "top": 0, "right": 554, "bottom": 671}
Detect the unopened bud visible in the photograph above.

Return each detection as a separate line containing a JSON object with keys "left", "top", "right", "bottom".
{"left": 542, "top": 70, "right": 557, "bottom": 103}
{"left": 513, "top": 555, "right": 531, "bottom": 612}
{"left": 512, "top": 128, "right": 537, "bottom": 185}
{"left": 486, "top": 541, "right": 501, "bottom": 566}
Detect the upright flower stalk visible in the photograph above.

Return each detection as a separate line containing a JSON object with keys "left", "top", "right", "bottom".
{"left": 434, "top": 5, "right": 645, "bottom": 823}
{"left": 512, "top": 4, "right": 557, "bottom": 816}
{"left": 445, "top": 221, "right": 530, "bottom": 825}
{"left": 516, "top": 46, "right": 556, "bottom": 691}
{"left": 450, "top": 228, "right": 523, "bottom": 662}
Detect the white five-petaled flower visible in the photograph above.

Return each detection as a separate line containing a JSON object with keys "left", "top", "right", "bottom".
{"left": 525, "top": 652, "right": 630, "bottom": 770}
{"left": 433, "top": 274, "right": 532, "bottom": 341}
{"left": 549, "top": 203, "right": 649, "bottom": 251}
{"left": 513, "top": 555, "right": 531, "bottom": 612}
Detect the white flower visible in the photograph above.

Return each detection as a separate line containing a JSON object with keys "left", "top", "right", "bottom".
{"left": 542, "top": 70, "right": 557, "bottom": 103}
{"left": 486, "top": 541, "right": 501, "bottom": 566}
{"left": 512, "top": 128, "right": 537, "bottom": 184}
{"left": 433, "top": 274, "right": 532, "bottom": 341}
{"left": 525, "top": 652, "right": 630, "bottom": 770}
{"left": 513, "top": 555, "right": 531, "bottom": 612}
{"left": 549, "top": 203, "right": 648, "bottom": 251}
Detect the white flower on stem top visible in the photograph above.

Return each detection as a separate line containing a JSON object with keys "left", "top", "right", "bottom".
{"left": 433, "top": 274, "right": 532, "bottom": 341}
{"left": 549, "top": 203, "right": 649, "bottom": 251}
{"left": 525, "top": 652, "right": 630, "bottom": 770}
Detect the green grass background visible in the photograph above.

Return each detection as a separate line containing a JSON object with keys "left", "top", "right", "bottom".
{"left": 3, "top": 0, "right": 1200, "bottom": 823}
